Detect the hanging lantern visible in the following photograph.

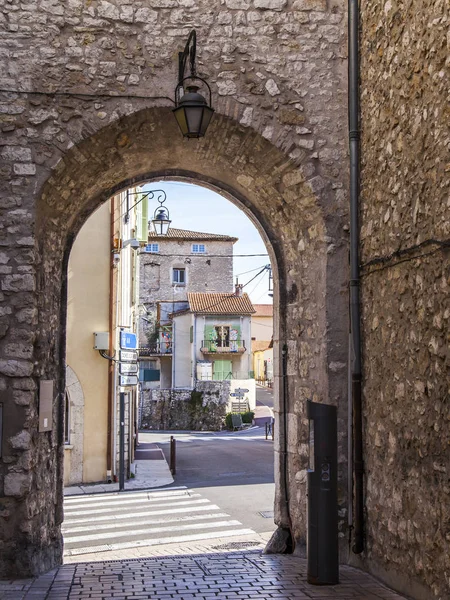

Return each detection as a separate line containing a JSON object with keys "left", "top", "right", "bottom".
{"left": 173, "top": 30, "right": 214, "bottom": 139}
{"left": 151, "top": 207, "right": 171, "bottom": 236}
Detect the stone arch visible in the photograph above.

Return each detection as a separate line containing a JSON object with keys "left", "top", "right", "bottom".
{"left": 2, "top": 106, "right": 348, "bottom": 576}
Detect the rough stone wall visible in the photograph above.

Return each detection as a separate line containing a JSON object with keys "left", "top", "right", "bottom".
{"left": 0, "top": 0, "right": 349, "bottom": 577}
{"left": 140, "top": 238, "right": 234, "bottom": 303}
{"left": 140, "top": 381, "right": 230, "bottom": 430}
{"left": 359, "top": 0, "right": 449, "bottom": 597}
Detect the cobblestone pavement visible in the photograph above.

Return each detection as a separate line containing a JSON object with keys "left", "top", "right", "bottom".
{"left": 0, "top": 551, "right": 409, "bottom": 600}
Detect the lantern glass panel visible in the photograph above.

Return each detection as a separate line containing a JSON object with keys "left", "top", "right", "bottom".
{"left": 200, "top": 107, "right": 214, "bottom": 136}
{"left": 173, "top": 106, "right": 188, "bottom": 136}
{"left": 185, "top": 106, "right": 204, "bottom": 136}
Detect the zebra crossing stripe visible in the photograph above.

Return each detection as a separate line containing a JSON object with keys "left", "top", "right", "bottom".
{"left": 64, "top": 494, "right": 201, "bottom": 512}
{"left": 64, "top": 498, "right": 209, "bottom": 518}
{"left": 63, "top": 503, "right": 221, "bottom": 526}
{"left": 64, "top": 519, "right": 243, "bottom": 544}
{"left": 65, "top": 512, "right": 230, "bottom": 535}
{"left": 65, "top": 528, "right": 256, "bottom": 557}
{"left": 64, "top": 487, "right": 190, "bottom": 505}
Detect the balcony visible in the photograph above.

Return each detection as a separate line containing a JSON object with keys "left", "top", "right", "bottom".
{"left": 201, "top": 340, "right": 246, "bottom": 354}
{"left": 138, "top": 342, "right": 172, "bottom": 357}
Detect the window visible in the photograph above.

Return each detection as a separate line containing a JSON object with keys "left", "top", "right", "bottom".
{"left": 144, "top": 243, "right": 159, "bottom": 253}
{"left": 172, "top": 268, "right": 186, "bottom": 284}
{"left": 192, "top": 244, "right": 206, "bottom": 254}
{"left": 215, "top": 325, "right": 230, "bottom": 347}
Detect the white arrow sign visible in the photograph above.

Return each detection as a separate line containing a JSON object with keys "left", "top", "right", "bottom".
{"left": 120, "top": 363, "right": 138, "bottom": 375}
{"left": 119, "top": 375, "right": 138, "bottom": 386}
{"left": 120, "top": 350, "right": 138, "bottom": 362}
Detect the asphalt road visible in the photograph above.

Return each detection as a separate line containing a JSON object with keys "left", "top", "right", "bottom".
{"left": 256, "top": 385, "right": 274, "bottom": 408}
{"left": 141, "top": 427, "right": 276, "bottom": 535}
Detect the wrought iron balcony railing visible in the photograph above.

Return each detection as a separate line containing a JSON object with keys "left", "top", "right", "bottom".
{"left": 138, "top": 342, "right": 172, "bottom": 357}
{"left": 200, "top": 340, "right": 246, "bottom": 354}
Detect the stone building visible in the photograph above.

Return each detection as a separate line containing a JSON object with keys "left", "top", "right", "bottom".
{"left": 0, "top": 1, "right": 447, "bottom": 599}
{"left": 138, "top": 227, "right": 237, "bottom": 389}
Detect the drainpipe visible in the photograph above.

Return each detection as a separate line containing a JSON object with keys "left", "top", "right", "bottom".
{"left": 106, "top": 199, "right": 115, "bottom": 481}
{"left": 349, "top": 0, "right": 364, "bottom": 554}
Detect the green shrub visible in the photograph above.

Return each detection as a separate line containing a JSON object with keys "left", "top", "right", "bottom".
{"left": 242, "top": 411, "right": 254, "bottom": 424}
{"left": 225, "top": 412, "right": 234, "bottom": 430}
{"left": 225, "top": 411, "right": 255, "bottom": 429}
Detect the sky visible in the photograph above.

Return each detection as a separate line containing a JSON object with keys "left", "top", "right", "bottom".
{"left": 141, "top": 181, "right": 273, "bottom": 305}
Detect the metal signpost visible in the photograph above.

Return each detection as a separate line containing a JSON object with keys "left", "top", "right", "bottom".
{"left": 118, "top": 331, "right": 138, "bottom": 491}
{"left": 230, "top": 388, "right": 249, "bottom": 413}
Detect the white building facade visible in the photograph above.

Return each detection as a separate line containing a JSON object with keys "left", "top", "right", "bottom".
{"left": 172, "top": 292, "right": 256, "bottom": 411}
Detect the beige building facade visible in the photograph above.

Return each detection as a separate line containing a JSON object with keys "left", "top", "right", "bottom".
{"left": 64, "top": 189, "right": 144, "bottom": 486}
{"left": 251, "top": 304, "right": 273, "bottom": 383}
{"left": 64, "top": 203, "right": 110, "bottom": 485}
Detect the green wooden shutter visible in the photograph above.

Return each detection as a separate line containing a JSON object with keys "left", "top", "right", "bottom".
{"left": 136, "top": 193, "right": 149, "bottom": 242}
{"left": 213, "top": 360, "right": 232, "bottom": 381}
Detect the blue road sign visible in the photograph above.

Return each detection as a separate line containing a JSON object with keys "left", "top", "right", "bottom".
{"left": 120, "top": 331, "right": 137, "bottom": 350}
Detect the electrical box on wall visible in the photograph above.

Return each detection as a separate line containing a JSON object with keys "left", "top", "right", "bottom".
{"left": 93, "top": 332, "right": 109, "bottom": 350}
{"left": 39, "top": 380, "right": 53, "bottom": 432}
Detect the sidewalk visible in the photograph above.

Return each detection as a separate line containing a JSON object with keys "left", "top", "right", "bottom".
{"left": 64, "top": 450, "right": 174, "bottom": 496}
{"left": 253, "top": 404, "right": 274, "bottom": 426}
{"left": 0, "top": 550, "right": 409, "bottom": 600}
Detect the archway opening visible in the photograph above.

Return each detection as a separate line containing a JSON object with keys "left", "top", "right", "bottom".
{"left": 63, "top": 178, "right": 282, "bottom": 561}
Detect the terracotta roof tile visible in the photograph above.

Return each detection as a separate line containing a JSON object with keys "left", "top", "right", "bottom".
{"left": 148, "top": 228, "right": 238, "bottom": 242}
{"left": 188, "top": 292, "right": 255, "bottom": 315}
{"left": 252, "top": 340, "right": 271, "bottom": 353}
{"left": 252, "top": 304, "right": 274, "bottom": 317}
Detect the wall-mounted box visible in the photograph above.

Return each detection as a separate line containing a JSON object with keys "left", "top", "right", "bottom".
{"left": 39, "top": 380, "right": 53, "bottom": 432}
{"left": 93, "top": 332, "right": 109, "bottom": 350}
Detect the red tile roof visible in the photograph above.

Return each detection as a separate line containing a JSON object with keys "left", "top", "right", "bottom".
{"left": 148, "top": 228, "right": 238, "bottom": 242}
{"left": 187, "top": 292, "right": 255, "bottom": 315}
{"left": 252, "top": 340, "right": 271, "bottom": 353}
{"left": 252, "top": 304, "right": 273, "bottom": 317}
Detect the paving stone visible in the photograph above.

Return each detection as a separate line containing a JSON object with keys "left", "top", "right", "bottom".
{"left": 0, "top": 550, "right": 409, "bottom": 600}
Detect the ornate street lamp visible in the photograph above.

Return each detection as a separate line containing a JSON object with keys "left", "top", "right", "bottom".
{"left": 150, "top": 190, "right": 171, "bottom": 236}
{"left": 173, "top": 30, "right": 214, "bottom": 139}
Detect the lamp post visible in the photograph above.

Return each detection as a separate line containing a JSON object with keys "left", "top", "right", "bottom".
{"left": 173, "top": 30, "right": 214, "bottom": 139}
{"left": 124, "top": 189, "right": 171, "bottom": 236}
{"left": 150, "top": 190, "right": 171, "bottom": 236}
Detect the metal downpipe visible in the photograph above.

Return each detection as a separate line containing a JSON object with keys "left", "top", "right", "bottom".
{"left": 349, "top": 0, "right": 364, "bottom": 554}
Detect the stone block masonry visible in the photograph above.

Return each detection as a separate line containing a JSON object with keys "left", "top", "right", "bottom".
{"left": 140, "top": 381, "right": 230, "bottom": 430}
{"left": 0, "top": 0, "right": 443, "bottom": 598}
{"left": 359, "top": 0, "right": 449, "bottom": 597}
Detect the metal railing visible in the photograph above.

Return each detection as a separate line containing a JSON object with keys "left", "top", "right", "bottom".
{"left": 138, "top": 342, "right": 172, "bottom": 356}
{"left": 200, "top": 340, "right": 246, "bottom": 353}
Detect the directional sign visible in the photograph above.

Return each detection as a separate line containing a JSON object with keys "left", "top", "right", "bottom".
{"left": 120, "top": 331, "right": 137, "bottom": 350}
{"left": 120, "top": 350, "right": 138, "bottom": 362}
{"left": 234, "top": 388, "right": 249, "bottom": 394}
{"left": 120, "top": 362, "right": 138, "bottom": 375}
{"left": 119, "top": 375, "right": 138, "bottom": 386}
{"left": 230, "top": 392, "right": 245, "bottom": 398}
